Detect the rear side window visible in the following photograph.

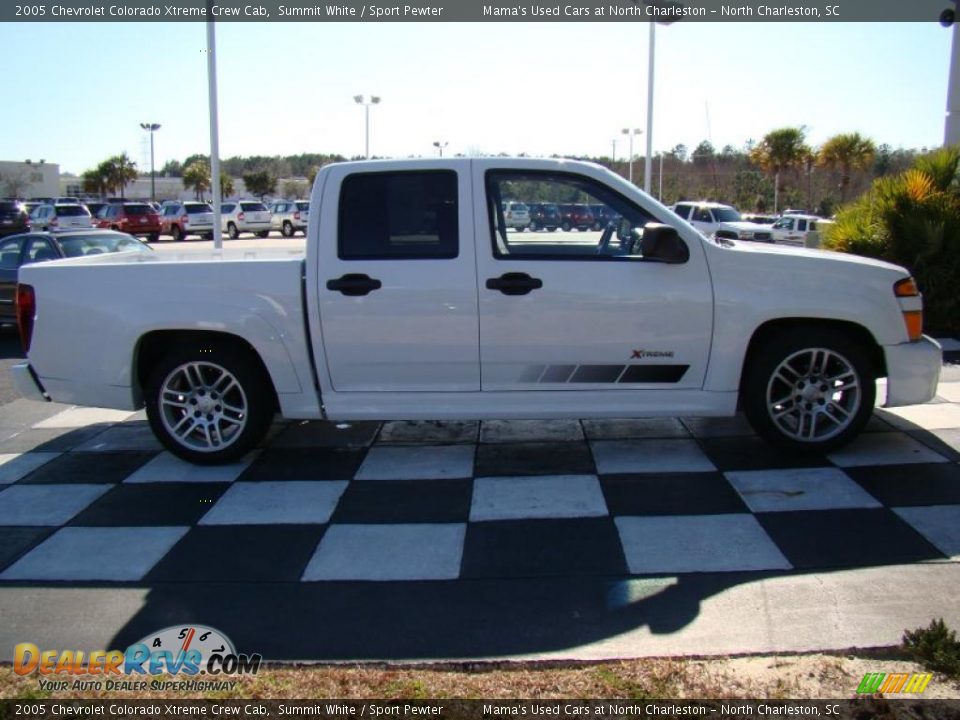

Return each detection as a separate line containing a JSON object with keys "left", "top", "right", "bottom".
{"left": 338, "top": 171, "right": 458, "bottom": 260}
{"left": 673, "top": 205, "right": 691, "bottom": 220}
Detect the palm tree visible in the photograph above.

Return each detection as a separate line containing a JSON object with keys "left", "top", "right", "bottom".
{"left": 818, "top": 132, "right": 877, "bottom": 205}
{"left": 183, "top": 160, "right": 212, "bottom": 200}
{"left": 105, "top": 153, "right": 138, "bottom": 198}
{"left": 750, "top": 127, "right": 810, "bottom": 212}
{"left": 220, "top": 171, "right": 235, "bottom": 198}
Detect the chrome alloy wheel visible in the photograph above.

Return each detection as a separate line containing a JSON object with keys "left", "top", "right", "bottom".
{"left": 158, "top": 361, "right": 248, "bottom": 453}
{"left": 765, "top": 347, "right": 861, "bottom": 443}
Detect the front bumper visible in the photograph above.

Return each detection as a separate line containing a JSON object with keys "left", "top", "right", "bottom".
{"left": 11, "top": 362, "right": 49, "bottom": 403}
{"left": 883, "top": 335, "right": 942, "bottom": 408}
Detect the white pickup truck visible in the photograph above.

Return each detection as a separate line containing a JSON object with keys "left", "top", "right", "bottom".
{"left": 12, "top": 158, "right": 941, "bottom": 464}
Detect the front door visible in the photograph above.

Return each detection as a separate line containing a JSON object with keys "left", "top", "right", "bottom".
{"left": 315, "top": 163, "right": 480, "bottom": 392}
{"left": 474, "top": 163, "right": 713, "bottom": 392}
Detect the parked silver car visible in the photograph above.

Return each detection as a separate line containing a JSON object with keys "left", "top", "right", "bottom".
{"left": 221, "top": 200, "right": 272, "bottom": 239}
{"left": 28, "top": 204, "right": 93, "bottom": 232}
{"left": 269, "top": 200, "right": 309, "bottom": 237}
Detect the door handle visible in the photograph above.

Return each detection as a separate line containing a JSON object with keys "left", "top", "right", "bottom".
{"left": 326, "top": 273, "right": 382, "bottom": 296}
{"left": 485, "top": 272, "right": 543, "bottom": 296}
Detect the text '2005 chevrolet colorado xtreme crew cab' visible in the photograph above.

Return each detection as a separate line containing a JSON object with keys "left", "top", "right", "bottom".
{"left": 12, "top": 159, "right": 941, "bottom": 464}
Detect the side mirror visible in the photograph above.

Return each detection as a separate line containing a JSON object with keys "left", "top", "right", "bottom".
{"left": 640, "top": 223, "right": 690, "bottom": 264}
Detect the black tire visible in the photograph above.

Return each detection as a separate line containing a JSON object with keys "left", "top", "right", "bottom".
{"left": 548, "top": 226, "right": 558, "bottom": 232}
{"left": 145, "top": 342, "right": 274, "bottom": 465}
{"left": 256, "top": 230, "right": 270, "bottom": 239}
{"left": 741, "top": 327, "right": 876, "bottom": 453}
{"left": 227, "top": 222, "right": 239, "bottom": 239}
{"left": 282, "top": 221, "right": 294, "bottom": 237}
{"left": 147, "top": 233, "right": 160, "bottom": 243}
{"left": 171, "top": 225, "right": 184, "bottom": 242}
{"left": 530, "top": 221, "right": 540, "bottom": 232}
{"left": 202, "top": 233, "right": 213, "bottom": 241}
{"left": 561, "top": 220, "right": 572, "bottom": 232}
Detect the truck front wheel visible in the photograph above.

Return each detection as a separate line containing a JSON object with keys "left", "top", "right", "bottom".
{"left": 741, "top": 328, "right": 875, "bottom": 453}
{"left": 145, "top": 344, "right": 274, "bottom": 464}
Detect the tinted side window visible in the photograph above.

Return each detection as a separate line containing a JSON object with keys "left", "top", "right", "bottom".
{"left": 673, "top": 205, "right": 691, "bottom": 220}
{"left": 692, "top": 207, "right": 712, "bottom": 223}
{"left": 338, "top": 171, "right": 458, "bottom": 260}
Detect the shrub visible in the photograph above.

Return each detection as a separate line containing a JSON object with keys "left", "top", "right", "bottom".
{"left": 824, "top": 147, "right": 960, "bottom": 334}
{"left": 902, "top": 618, "right": 960, "bottom": 677}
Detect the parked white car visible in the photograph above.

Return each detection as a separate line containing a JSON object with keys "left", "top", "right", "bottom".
{"left": 771, "top": 214, "right": 835, "bottom": 248}
{"left": 503, "top": 201, "right": 531, "bottom": 231}
{"left": 28, "top": 204, "right": 93, "bottom": 232}
{"left": 671, "top": 201, "right": 773, "bottom": 243}
{"left": 269, "top": 200, "right": 309, "bottom": 237}
{"left": 221, "top": 200, "right": 272, "bottom": 239}
{"left": 13, "top": 158, "right": 940, "bottom": 464}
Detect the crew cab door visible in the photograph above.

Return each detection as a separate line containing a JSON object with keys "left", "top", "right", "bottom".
{"left": 474, "top": 163, "right": 713, "bottom": 391}
{"left": 315, "top": 162, "right": 480, "bottom": 391}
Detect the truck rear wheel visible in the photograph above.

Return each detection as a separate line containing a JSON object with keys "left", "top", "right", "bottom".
{"left": 282, "top": 221, "right": 294, "bottom": 237}
{"left": 145, "top": 343, "right": 274, "bottom": 464}
{"left": 741, "top": 328, "right": 875, "bottom": 453}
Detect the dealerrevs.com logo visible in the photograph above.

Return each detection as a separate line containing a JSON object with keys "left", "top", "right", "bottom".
{"left": 14, "top": 624, "right": 262, "bottom": 692}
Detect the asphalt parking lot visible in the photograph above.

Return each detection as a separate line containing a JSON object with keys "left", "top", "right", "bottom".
{"left": 0, "top": 238, "right": 958, "bottom": 662}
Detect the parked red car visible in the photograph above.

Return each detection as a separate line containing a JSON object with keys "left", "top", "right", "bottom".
{"left": 95, "top": 202, "right": 161, "bottom": 242}
{"left": 558, "top": 203, "right": 595, "bottom": 232}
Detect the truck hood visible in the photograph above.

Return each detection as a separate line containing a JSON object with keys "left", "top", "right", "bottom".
{"left": 718, "top": 221, "right": 770, "bottom": 232}
{"left": 722, "top": 237, "right": 908, "bottom": 276}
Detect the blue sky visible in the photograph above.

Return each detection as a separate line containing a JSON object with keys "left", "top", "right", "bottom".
{"left": 0, "top": 21, "right": 951, "bottom": 174}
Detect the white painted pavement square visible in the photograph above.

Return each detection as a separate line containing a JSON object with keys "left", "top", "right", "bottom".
{"left": 937, "top": 382, "right": 960, "bottom": 403}
{"left": 479, "top": 419, "right": 584, "bottom": 444}
{"left": 591, "top": 439, "right": 717, "bottom": 474}
{"left": 33, "top": 407, "right": 136, "bottom": 429}
{"left": 124, "top": 451, "right": 255, "bottom": 484}
{"left": 302, "top": 523, "right": 466, "bottom": 581}
{"left": 880, "top": 403, "right": 960, "bottom": 432}
{"left": 893, "top": 505, "right": 960, "bottom": 559}
{"left": 0, "top": 453, "right": 61, "bottom": 485}
{"left": 0, "top": 526, "right": 188, "bottom": 581}
{"left": 199, "top": 481, "right": 348, "bottom": 525}
{"left": 828, "top": 433, "right": 950, "bottom": 467}
{"left": 615, "top": 515, "right": 792, "bottom": 573}
{"left": 725, "top": 468, "right": 882, "bottom": 513}
{"left": 470, "top": 475, "right": 608, "bottom": 521}
{"left": 0, "top": 484, "right": 110, "bottom": 526}
{"left": 355, "top": 445, "right": 475, "bottom": 480}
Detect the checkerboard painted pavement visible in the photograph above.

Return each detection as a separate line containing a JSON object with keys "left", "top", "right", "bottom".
{"left": 1, "top": 351, "right": 959, "bottom": 585}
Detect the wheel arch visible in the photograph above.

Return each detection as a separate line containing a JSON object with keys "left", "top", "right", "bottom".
{"left": 133, "top": 329, "right": 279, "bottom": 412}
{"left": 740, "top": 317, "right": 887, "bottom": 396}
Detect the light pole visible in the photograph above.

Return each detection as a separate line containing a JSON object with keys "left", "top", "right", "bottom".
{"left": 644, "top": 22, "right": 656, "bottom": 194}
{"left": 353, "top": 95, "right": 381, "bottom": 159}
{"left": 621, "top": 128, "right": 642, "bottom": 183}
{"left": 433, "top": 141, "right": 448, "bottom": 157}
{"left": 139, "top": 123, "right": 161, "bottom": 200}
{"left": 611, "top": 139, "right": 617, "bottom": 164}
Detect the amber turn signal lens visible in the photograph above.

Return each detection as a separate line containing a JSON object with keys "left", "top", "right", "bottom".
{"left": 903, "top": 310, "right": 923, "bottom": 341}
{"left": 894, "top": 277, "right": 920, "bottom": 297}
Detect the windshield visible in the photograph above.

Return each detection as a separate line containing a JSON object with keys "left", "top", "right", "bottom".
{"left": 57, "top": 232, "right": 153, "bottom": 258}
{"left": 712, "top": 207, "right": 742, "bottom": 223}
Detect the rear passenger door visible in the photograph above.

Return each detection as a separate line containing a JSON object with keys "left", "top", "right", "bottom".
{"left": 315, "top": 163, "right": 479, "bottom": 391}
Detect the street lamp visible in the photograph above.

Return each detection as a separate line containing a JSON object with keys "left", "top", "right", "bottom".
{"left": 353, "top": 95, "right": 381, "bottom": 159}
{"left": 621, "top": 128, "right": 642, "bottom": 183}
{"left": 611, "top": 139, "right": 617, "bottom": 164}
{"left": 432, "top": 141, "right": 448, "bottom": 157}
{"left": 139, "top": 123, "right": 161, "bottom": 200}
